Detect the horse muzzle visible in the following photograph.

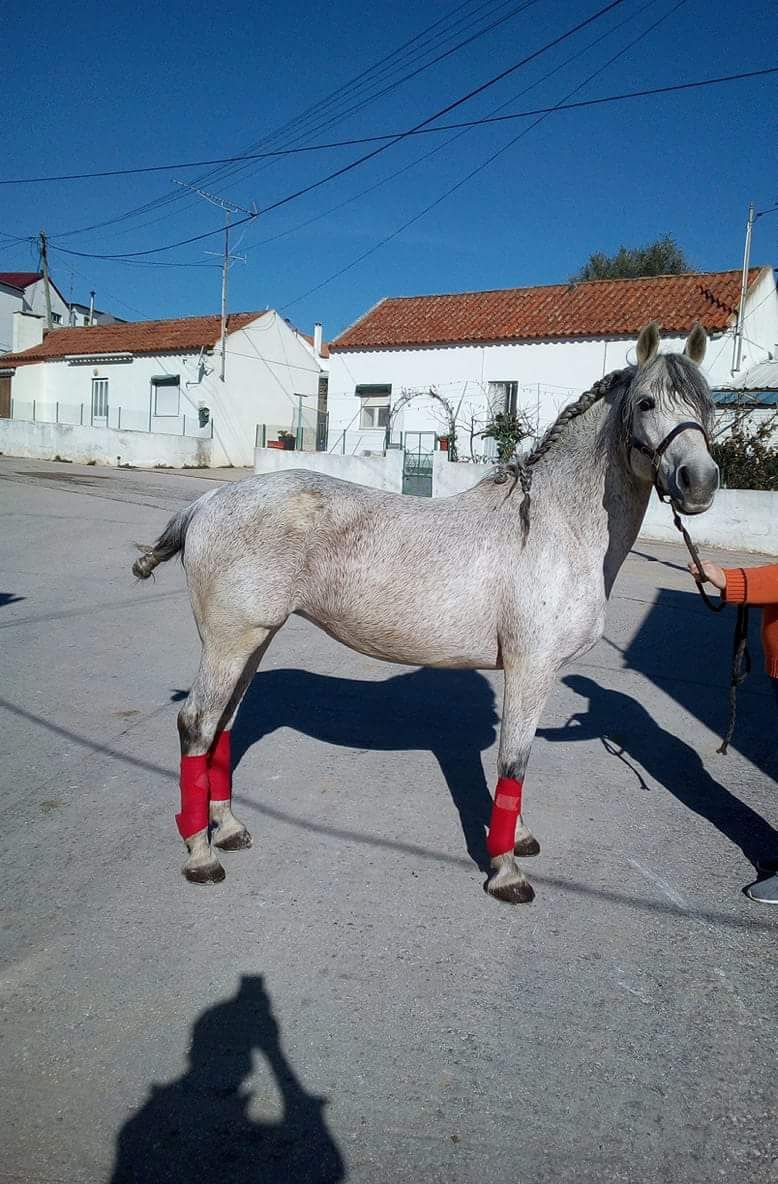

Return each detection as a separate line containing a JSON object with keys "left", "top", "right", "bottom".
{"left": 664, "top": 453, "right": 720, "bottom": 515}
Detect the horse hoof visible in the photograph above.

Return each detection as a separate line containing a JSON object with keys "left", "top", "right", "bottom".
{"left": 486, "top": 878, "right": 535, "bottom": 904}
{"left": 514, "top": 836, "right": 541, "bottom": 857}
{"left": 183, "top": 860, "right": 226, "bottom": 885}
{"left": 213, "top": 828, "right": 253, "bottom": 852}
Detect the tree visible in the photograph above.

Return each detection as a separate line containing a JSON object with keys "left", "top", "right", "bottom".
{"left": 711, "top": 411, "right": 778, "bottom": 490}
{"left": 570, "top": 234, "right": 690, "bottom": 282}
{"left": 480, "top": 410, "right": 534, "bottom": 462}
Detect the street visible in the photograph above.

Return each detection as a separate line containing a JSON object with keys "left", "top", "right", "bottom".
{"left": 1, "top": 457, "right": 776, "bottom": 1183}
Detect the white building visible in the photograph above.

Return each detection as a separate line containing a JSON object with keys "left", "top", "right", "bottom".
{"left": 0, "top": 271, "right": 122, "bottom": 355}
{"left": 0, "top": 309, "right": 326, "bottom": 466}
{"left": 327, "top": 268, "right": 778, "bottom": 458}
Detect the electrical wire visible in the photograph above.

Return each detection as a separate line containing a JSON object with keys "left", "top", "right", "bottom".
{"left": 281, "top": 0, "right": 690, "bottom": 309}
{"left": 42, "top": 0, "right": 634, "bottom": 261}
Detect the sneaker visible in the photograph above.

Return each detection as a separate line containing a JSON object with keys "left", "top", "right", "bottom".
{"left": 745, "top": 872, "right": 778, "bottom": 904}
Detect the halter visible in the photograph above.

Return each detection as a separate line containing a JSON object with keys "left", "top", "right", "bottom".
{"left": 629, "top": 419, "right": 711, "bottom": 503}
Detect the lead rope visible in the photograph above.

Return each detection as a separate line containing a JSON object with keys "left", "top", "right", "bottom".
{"left": 669, "top": 504, "right": 751, "bottom": 754}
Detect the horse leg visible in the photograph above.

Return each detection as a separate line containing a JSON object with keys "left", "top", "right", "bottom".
{"left": 486, "top": 665, "right": 551, "bottom": 904}
{"left": 209, "top": 632, "right": 276, "bottom": 852}
{"left": 177, "top": 628, "right": 273, "bottom": 884}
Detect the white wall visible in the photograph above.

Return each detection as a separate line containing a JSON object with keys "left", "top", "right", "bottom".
{"left": 5, "top": 311, "right": 325, "bottom": 468}
{"left": 432, "top": 454, "right": 491, "bottom": 496}
{"left": 0, "top": 418, "right": 213, "bottom": 468}
{"left": 255, "top": 446, "right": 403, "bottom": 491}
{"left": 0, "top": 283, "right": 24, "bottom": 354}
{"left": 23, "top": 277, "right": 70, "bottom": 326}
{"left": 640, "top": 489, "right": 777, "bottom": 555}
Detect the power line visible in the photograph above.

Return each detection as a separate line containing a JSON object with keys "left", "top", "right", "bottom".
{"left": 46, "top": 63, "right": 775, "bottom": 265}
{"left": 42, "top": 0, "right": 533, "bottom": 243}
{"left": 8, "top": 65, "right": 774, "bottom": 189}
{"left": 281, "top": 0, "right": 690, "bottom": 310}
{"left": 40, "top": 0, "right": 635, "bottom": 261}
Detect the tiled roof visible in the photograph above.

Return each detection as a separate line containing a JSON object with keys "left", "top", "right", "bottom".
{"left": 0, "top": 271, "right": 43, "bottom": 290}
{"left": 0, "top": 311, "right": 267, "bottom": 365}
{"left": 298, "top": 331, "right": 331, "bottom": 359}
{"left": 332, "top": 269, "right": 763, "bottom": 350}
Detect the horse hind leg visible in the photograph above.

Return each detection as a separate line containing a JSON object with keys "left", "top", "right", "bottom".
{"left": 177, "top": 628, "right": 274, "bottom": 884}
{"left": 208, "top": 631, "right": 276, "bottom": 852}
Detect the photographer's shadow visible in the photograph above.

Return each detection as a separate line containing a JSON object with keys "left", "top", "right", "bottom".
{"left": 110, "top": 975, "right": 344, "bottom": 1184}
{"left": 232, "top": 667, "right": 500, "bottom": 871}
{"left": 539, "top": 675, "right": 776, "bottom": 868}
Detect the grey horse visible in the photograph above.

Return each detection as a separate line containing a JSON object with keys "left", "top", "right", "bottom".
{"left": 134, "top": 322, "right": 718, "bottom": 903}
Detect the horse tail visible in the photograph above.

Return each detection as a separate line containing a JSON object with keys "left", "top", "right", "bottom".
{"left": 132, "top": 501, "right": 200, "bottom": 580}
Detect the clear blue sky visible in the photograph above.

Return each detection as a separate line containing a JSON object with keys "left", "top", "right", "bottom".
{"left": 1, "top": 0, "right": 774, "bottom": 337}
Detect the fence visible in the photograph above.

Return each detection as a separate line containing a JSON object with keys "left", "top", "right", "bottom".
{"left": 256, "top": 409, "right": 328, "bottom": 453}
{"left": 10, "top": 399, "right": 213, "bottom": 439}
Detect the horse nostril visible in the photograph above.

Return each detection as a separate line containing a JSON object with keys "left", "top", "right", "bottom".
{"left": 678, "top": 464, "right": 691, "bottom": 490}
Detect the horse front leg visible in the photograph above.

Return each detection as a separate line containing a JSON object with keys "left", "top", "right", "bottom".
{"left": 486, "top": 664, "right": 553, "bottom": 904}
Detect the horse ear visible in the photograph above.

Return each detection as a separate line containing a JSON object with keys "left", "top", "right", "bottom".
{"left": 636, "top": 321, "right": 660, "bottom": 367}
{"left": 684, "top": 321, "right": 707, "bottom": 365}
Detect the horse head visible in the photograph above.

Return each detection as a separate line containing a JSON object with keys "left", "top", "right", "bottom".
{"left": 625, "top": 321, "right": 719, "bottom": 515}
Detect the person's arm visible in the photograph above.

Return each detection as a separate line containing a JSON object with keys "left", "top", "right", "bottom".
{"left": 688, "top": 561, "right": 778, "bottom": 606}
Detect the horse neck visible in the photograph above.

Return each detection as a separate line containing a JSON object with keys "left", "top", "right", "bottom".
{"left": 532, "top": 394, "right": 650, "bottom": 596}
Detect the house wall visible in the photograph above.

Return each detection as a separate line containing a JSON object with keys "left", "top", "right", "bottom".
{"left": 5, "top": 311, "right": 323, "bottom": 467}
{"left": 23, "top": 277, "right": 70, "bottom": 325}
{"left": 0, "top": 284, "right": 24, "bottom": 354}
{"left": 254, "top": 446, "right": 404, "bottom": 491}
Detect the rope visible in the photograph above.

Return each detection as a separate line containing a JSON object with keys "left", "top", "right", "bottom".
{"left": 669, "top": 508, "right": 751, "bottom": 754}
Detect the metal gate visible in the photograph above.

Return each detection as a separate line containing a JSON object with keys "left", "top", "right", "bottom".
{"left": 402, "top": 432, "right": 436, "bottom": 496}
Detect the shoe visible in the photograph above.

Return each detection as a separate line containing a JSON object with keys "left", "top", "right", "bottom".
{"left": 745, "top": 872, "right": 778, "bottom": 904}
{"left": 756, "top": 855, "right": 778, "bottom": 874}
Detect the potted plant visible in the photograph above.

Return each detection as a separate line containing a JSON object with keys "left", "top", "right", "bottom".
{"left": 278, "top": 430, "right": 296, "bottom": 451}
{"left": 438, "top": 435, "right": 449, "bottom": 452}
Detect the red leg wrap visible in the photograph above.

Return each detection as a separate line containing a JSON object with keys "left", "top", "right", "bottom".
{"left": 176, "top": 755, "right": 210, "bottom": 839}
{"left": 486, "top": 776, "right": 523, "bottom": 858}
{"left": 208, "top": 729, "right": 232, "bottom": 802}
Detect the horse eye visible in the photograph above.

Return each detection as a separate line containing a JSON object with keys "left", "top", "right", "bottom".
{"left": 638, "top": 397, "right": 656, "bottom": 412}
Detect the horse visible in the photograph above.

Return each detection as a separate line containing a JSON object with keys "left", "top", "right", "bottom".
{"left": 133, "top": 321, "right": 718, "bottom": 903}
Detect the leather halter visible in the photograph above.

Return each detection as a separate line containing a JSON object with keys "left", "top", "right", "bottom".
{"left": 629, "top": 420, "right": 711, "bottom": 502}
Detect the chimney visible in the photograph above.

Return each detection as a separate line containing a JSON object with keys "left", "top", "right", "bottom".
{"left": 12, "top": 311, "right": 45, "bottom": 353}
{"left": 313, "top": 322, "right": 323, "bottom": 357}
{"left": 88, "top": 291, "right": 96, "bottom": 326}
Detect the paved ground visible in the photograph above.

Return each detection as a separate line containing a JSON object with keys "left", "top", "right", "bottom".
{"left": 1, "top": 456, "right": 776, "bottom": 1184}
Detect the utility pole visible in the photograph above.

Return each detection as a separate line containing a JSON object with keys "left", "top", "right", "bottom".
{"left": 731, "top": 201, "right": 755, "bottom": 374}
{"left": 38, "top": 230, "right": 53, "bottom": 330}
{"left": 174, "top": 182, "right": 257, "bottom": 381}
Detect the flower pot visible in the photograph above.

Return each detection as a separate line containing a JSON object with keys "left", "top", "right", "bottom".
{"left": 438, "top": 436, "right": 449, "bottom": 452}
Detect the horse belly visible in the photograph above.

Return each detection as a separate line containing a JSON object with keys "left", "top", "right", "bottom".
{"left": 296, "top": 607, "right": 500, "bottom": 670}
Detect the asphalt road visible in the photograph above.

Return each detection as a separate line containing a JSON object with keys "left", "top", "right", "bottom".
{"left": 1, "top": 456, "right": 776, "bottom": 1184}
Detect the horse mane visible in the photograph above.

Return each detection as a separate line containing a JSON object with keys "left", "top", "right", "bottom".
{"left": 484, "top": 353, "right": 714, "bottom": 540}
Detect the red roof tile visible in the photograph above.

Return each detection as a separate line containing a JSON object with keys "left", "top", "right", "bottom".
{"left": 0, "top": 271, "right": 43, "bottom": 290}
{"left": 0, "top": 311, "right": 268, "bottom": 366}
{"left": 331, "top": 270, "right": 763, "bottom": 350}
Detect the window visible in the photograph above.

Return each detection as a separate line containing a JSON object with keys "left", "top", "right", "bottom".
{"left": 356, "top": 383, "right": 391, "bottom": 431}
{"left": 91, "top": 378, "right": 108, "bottom": 421}
{"left": 51, "top": 313, "right": 62, "bottom": 325}
{"left": 152, "top": 375, "right": 180, "bottom": 417}
{"left": 359, "top": 397, "right": 390, "bottom": 430}
{"left": 487, "top": 380, "right": 518, "bottom": 416}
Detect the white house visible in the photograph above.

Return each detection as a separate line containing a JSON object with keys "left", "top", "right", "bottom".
{"left": 327, "top": 268, "right": 778, "bottom": 458}
{"left": 0, "top": 271, "right": 123, "bottom": 355}
{"left": 0, "top": 309, "right": 326, "bottom": 466}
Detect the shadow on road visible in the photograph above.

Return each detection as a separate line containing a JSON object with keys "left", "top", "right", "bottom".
{"left": 110, "top": 975, "right": 344, "bottom": 1184}
{"left": 539, "top": 674, "right": 776, "bottom": 868}
{"left": 233, "top": 667, "right": 499, "bottom": 871}
{"left": 0, "top": 592, "right": 25, "bottom": 608}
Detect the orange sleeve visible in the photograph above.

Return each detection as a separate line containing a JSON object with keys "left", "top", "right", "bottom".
{"left": 722, "top": 564, "right": 778, "bottom": 606}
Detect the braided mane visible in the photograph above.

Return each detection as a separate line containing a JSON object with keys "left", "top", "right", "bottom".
{"left": 491, "top": 366, "right": 631, "bottom": 539}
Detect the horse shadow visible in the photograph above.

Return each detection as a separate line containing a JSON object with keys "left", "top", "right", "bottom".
{"left": 232, "top": 667, "right": 500, "bottom": 872}
{"left": 110, "top": 975, "right": 345, "bottom": 1184}
{"left": 538, "top": 674, "right": 776, "bottom": 868}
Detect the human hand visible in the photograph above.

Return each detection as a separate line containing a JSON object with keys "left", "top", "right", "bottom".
{"left": 687, "top": 560, "right": 726, "bottom": 591}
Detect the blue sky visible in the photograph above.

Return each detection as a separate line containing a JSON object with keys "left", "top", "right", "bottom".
{"left": 1, "top": 0, "right": 774, "bottom": 337}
